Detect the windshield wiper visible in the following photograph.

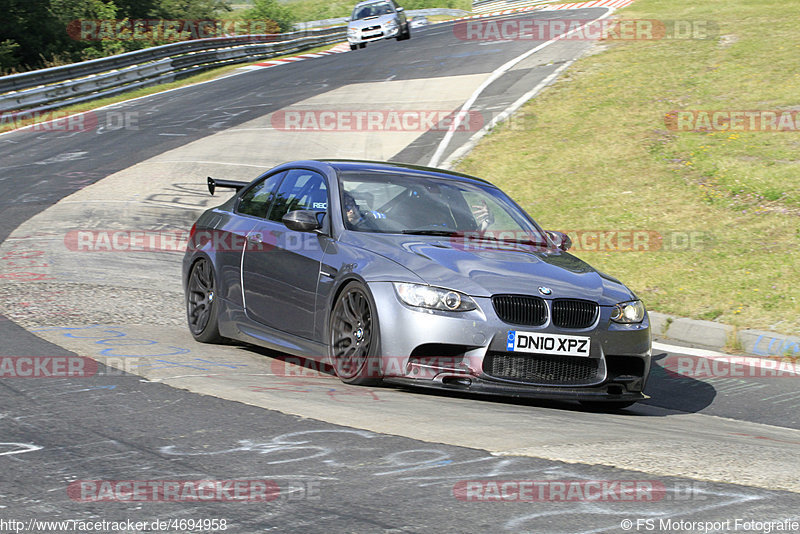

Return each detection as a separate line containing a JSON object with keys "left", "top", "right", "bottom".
{"left": 401, "top": 229, "right": 459, "bottom": 236}
{"left": 400, "top": 229, "right": 550, "bottom": 247}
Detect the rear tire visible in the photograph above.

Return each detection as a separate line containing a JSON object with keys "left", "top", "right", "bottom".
{"left": 329, "top": 281, "right": 382, "bottom": 386}
{"left": 186, "top": 257, "right": 223, "bottom": 343}
{"left": 359, "top": 43, "right": 366, "bottom": 49}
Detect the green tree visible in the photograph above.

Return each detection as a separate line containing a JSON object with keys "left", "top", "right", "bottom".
{"left": 244, "top": 0, "right": 296, "bottom": 33}
{"left": 48, "top": 0, "right": 124, "bottom": 62}
{"left": 148, "top": 0, "right": 231, "bottom": 19}
{"left": 0, "top": 0, "right": 245, "bottom": 72}
{"left": 0, "top": 39, "right": 21, "bottom": 72}
{"left": 109, "top": 0, "right": 230, "bottom": 20}
{"left": 0, "top": 0, "right": 62, "bottom": 71}
{"left": 112, "top": 0, "right": 159, "bottom": 19}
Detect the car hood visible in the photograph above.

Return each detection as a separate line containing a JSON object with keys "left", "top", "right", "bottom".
{"left": 348, "top": 15, "right": 397, "bottom": 29}
{"left": 341, "top": 232, "right": 636, "bottom": 305}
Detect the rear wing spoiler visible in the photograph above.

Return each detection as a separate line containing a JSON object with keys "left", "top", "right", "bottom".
{"left": 207, "top": 176, "right": 248, "bottom": 195}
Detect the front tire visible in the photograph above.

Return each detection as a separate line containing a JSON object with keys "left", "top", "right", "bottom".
{"left": 329, "top": 281, "right": 382, "bottom": 386}
{"left": 397, "top": 24, "right": 410, "bottom": 40}
{"left": 186, "top": 257, "right": 223, "bottom": 343}
{"left": 350, "top": 44, "right": 357, "bottom": 51}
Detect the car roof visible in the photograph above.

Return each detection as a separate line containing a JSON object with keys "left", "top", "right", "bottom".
{"left": 353, "top": 0, "right": 393, "bottom": 8}
{"left": 314, "top": 159, "right": 495, "bottom": 187}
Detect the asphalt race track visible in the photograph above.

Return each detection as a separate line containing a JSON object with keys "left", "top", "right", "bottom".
{"left": 2, "top": 7, "right": 800, "bottom": 533}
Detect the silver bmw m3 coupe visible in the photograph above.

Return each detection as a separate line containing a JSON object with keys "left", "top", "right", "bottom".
{"left": 183, "top": 160, "right": 651, "bottom": 410}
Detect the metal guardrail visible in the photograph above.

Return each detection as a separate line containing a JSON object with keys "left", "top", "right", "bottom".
{"left": 293, "top": 17, "right": 349, "bottom": 30}
{"left": 407, "top": 8, "right": 471, "bottom": 17}
{"left": 0, "top": 26, "right": 346, "bottom": 114}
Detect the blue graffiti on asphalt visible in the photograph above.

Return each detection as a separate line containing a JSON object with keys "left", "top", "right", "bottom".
{"left": 95, "top": 338, "right": 190, "bottom": 358}
{"left": 31, "top": 325, "right": 249, "bottom": 369}
{"left": 30, "top": 325, "right": 191, "bottom": 358}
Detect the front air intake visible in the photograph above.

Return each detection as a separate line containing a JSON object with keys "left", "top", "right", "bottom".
{"left": 492, "top": 295, "right": 547, "bottom": 326}
{"left": 552, "top": 299, "right": 598, "bottom": 329}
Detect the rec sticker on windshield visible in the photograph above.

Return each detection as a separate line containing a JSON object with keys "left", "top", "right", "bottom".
{"left": 507, "top": 331, "right": 591, "bottom": 357}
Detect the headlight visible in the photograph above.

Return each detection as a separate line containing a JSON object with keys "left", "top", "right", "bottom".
{"left": 394, "top": 283, "right": 477, "bottom": 312}
{"left": 348, "top": 28, "right": 358, "bottom": 36}
{"left": 385, "top": 20, "right": 398, "bottom": 30}
{"left": 611, "top": 300, "right": 646, "bottom": 323}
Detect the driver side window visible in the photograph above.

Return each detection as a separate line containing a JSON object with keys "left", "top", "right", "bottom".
{"left": 237, "top": 171, "right": 285, "bottom": 218}
{"left": 266, "top": 169, "right": 329, "bottom": 223}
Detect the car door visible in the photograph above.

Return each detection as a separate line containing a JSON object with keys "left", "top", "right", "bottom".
{"left": 212, "top": 170, "right": 285, "bottom": 304}
{"left": 392, "top": 0, "right": 407, "bottom": 27}
{"left": 241, "top": 168, "right": 331, "bottom": 339}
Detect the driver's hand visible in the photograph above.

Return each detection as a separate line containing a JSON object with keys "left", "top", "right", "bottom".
{"left": 471, "top": 201, "right": 493, "bottom": 230}
{"left": 365, "top": 210, "right": 386, "bottom": 220}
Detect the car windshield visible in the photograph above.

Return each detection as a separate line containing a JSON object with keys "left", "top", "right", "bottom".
{"left": 339, "top": 171, "right": 548, "bottom": 245}
{"left": 352, "top": 2, "right": 394, "bottom": 20}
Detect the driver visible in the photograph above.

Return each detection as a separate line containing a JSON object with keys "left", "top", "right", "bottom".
{"left": 343, "top": 192, "right": 363, "bottom": 226}
{"left": 343, "top": 191, "right": 386, "bottom": 229}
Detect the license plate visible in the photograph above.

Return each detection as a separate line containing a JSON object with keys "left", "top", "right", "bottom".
{"left": 506, "top": 331, "right": 591, "bottom": 357}
{"left": 363, "top": 32, "right": 381, "bottom": 38}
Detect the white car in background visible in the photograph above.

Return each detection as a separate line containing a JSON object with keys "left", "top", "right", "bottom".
{"left": 347, "top": 0, "right": 410, "bottom": 50}
{"left": 409, "top": 16, "right": 429, "bottom": 29}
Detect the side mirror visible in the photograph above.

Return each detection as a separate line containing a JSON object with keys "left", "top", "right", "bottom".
{"left": 397, "top": 6, "right": 404, "bottom": 12}
{"left": 546, "top": 230, "right": 572, "bottom": 252}
{"left": 283, "top": 210, "right": 321, "bottom": 232}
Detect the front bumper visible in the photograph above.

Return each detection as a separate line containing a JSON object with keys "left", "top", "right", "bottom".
{"left": 368, "top": 281, "right": 652, "bottom": 400}
{"left": 348, "top": 25, "right": 399, "bottom": 44}
{"left": 384, "top": 377, "right": 649, "bottom": 402}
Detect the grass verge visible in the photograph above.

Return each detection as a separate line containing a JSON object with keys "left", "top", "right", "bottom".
{"left": 456, "top": 0, "right": 799, "bottom": 335}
